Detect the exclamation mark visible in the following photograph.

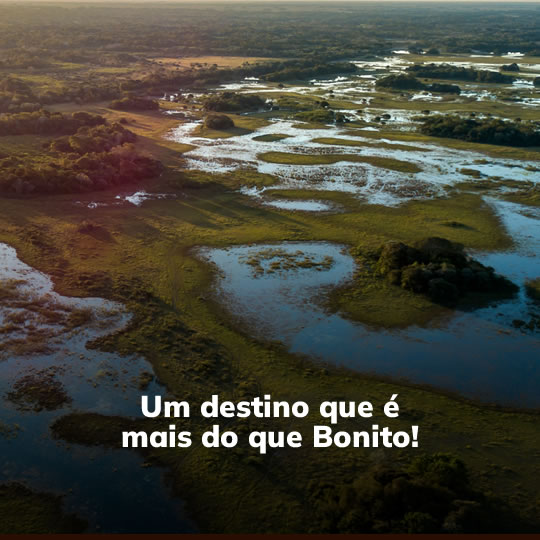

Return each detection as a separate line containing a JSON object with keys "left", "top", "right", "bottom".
{"left": 411, "top": 426, "right": 419, "bottom": 447}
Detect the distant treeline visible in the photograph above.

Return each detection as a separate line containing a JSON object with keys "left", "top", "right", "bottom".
{"left": 0, "top": 58, "right": 358, "bottom": 114}
{"left": 0, "top": 3, "right": 539, "bottom": 60}
{"left": 376, "top": 74, "right": 461, "bottom": 94}
{"left": 0, "top": 76, "right": 122, "bottom": 114}
{"left": 109, "top": 96, "right": 160, "bottom": 111}
{"left": 406, "top": 64, "right": 515, "bottom": 84}
{"left": 263, "top": 62, "right": 358, "bottom": 82}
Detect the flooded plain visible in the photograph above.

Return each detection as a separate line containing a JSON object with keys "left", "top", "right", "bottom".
{"left": 198, "top": 202, "right": 540, "bottom": 407}
{"left": 168, "top": 118, "right": 539, "bottom": 208}
{"left": 183, "top": 53, "right": 539, "bottom": 406}
{"left": 1, "top": 50, "right": 539, "bottom": 530}
{"left": 0, "top": 244, "right": 195, "bottom": 533}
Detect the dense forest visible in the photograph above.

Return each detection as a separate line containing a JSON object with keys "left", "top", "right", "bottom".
{"left": 0, "top": 119, "right": 162, "bottom": 195}
{"left": 0, "top": 2, "right": 539, "bottom": 60}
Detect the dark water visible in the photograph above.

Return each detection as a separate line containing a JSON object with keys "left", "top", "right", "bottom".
{"left": 0, "top": 243, "right": 195, "bottom": 533}
{"left": 199, "top": 199, "right": 540, "bottom": 408}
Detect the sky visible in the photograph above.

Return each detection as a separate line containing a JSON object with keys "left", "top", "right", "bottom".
{"left": 3, "top": 0, "right": 540, "bottom": 3}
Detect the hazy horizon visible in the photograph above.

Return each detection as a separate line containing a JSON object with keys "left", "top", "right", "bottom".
{"left": 1, "top": 0, "right": 539, "bottom": 4}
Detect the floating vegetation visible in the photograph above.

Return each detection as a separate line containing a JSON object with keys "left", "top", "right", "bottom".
{"left": 240, "top": 248, "right": 334, "bottom": 276}
{"left": 0, "top": 243, "right": 125, "bottom": 359}
{"left": 0, "top": 421, "right": 21, "bottom": 440}
{"left": 137, "top": 370, "right": 155, "bottom": 390}
{"left": 252, "top": 133, "right": 292, "bottom": 142}
{"left": 7, "top": 367, "right": 72, "bottom": 412}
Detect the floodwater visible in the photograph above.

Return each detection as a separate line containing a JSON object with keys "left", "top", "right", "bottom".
{"left": 168, "top": 118, "right": 539, "bottom": 207}
{"left": 0, "top": 244, "right": 195, "bottom": 533}
{"left": 198, "top": 198, "right": 540, "bottom": 408}
{"left": 173, "top": 52, "right": 539, "bottom": 406}
{"left": 165, "top": 51, "right": 538, "bottom": 211}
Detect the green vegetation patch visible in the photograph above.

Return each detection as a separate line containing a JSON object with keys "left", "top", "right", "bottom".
{"left": 240, "top": 248, "right": 334, "bottom": 276}
{"left": 313, "top": 137, "right": 430, "bottom": 153}
{"left": 0, "top": 483, "right": 86, "bottom": 533}
{"left": 109, "top": 96, "right": 159, "bottom": 111}
{"left": 407, "top": 63, "right": 515, "bottom": 84}
{"left": 202, "top": 92, "right": 266, "bottom": 113}
{"left": 258, "top": 151, "right": 421, "bottom": 173}
{"left": 311, "top": 453, "right": 530, "bottom": 533}
{"left": 343, "top": 129, "right": 540, "bottom": 161}
{"left": 7, "top": 367, "right": 72, "bottom": 412}
{"left": 194, "top": 114, "right": 269, "bottom": 139}
{"left": 294, "top": 108, "right": 336, "bottom": 124}
{"left": 371, "top": 237, "right": 517, "bottom": 306}
{"left": 419, "top": 115, "right": 540, "bottom": 147}
{"left": 252, "top": 133, "right": 291, "bottom": 142}
{"left": 329, "top": 193, "right": 512, "bottom": 328}
{"left": 0, "top": 121, "right": 162, "bottom": 195}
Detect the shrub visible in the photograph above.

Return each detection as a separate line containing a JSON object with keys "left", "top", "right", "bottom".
{"left": 109, "top": 96, "right": 159, "bottom": 111}
{"left": 309, "top": 453, "right": 528, "bottom": 533}
{"left": 501, "top": 63, "right": 519, "bottom": 72}
{"left": 376, "top": 74, "right": 426, "bottom": 90}
{"left": 204, "top": 114, "right": 234, "bottom": 130}
{"left": 371, "top": 237, "right": 517, "bottom": 305}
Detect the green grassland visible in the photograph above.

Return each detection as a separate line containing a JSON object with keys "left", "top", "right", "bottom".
{"left": 253, "top": 133, "right": 292, "bottom": 142}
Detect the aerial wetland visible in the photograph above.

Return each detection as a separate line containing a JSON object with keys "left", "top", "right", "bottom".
{"left": 0, "top": 2, "right": 540, "bottom": 533}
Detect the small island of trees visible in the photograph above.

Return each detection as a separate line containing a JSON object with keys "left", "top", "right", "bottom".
{"left": 202, "top": 92, "right": 267, "bottom": 113}
{"left": 419, "top": 115, "right": 540, "bottom": 147}
{"left": 376, "top": 74, "right": 461, "bottom": 94}
{"left": 406, "top": 63, "right": 515, "bottom": 84}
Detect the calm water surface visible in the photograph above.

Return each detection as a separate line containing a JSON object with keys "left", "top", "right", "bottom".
{"left": 199, "top": 199, "right": 539, "bottom": 408}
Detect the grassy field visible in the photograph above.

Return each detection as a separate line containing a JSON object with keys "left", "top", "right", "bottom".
{"left": 151, "top": 56, "right": 282, "bottom": 68}
{"left": 313, "top": 137, "right": 431, "bottom": 152}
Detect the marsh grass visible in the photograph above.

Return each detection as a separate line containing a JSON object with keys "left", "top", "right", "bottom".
{"left": 258, "top": 151, "right": 422, "bottom": 173}
{"left": 240, "top": 248, "right": 334, "bottom": 276}
{"left": 7, "top": 367, "right": 71, "bottom": 412}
